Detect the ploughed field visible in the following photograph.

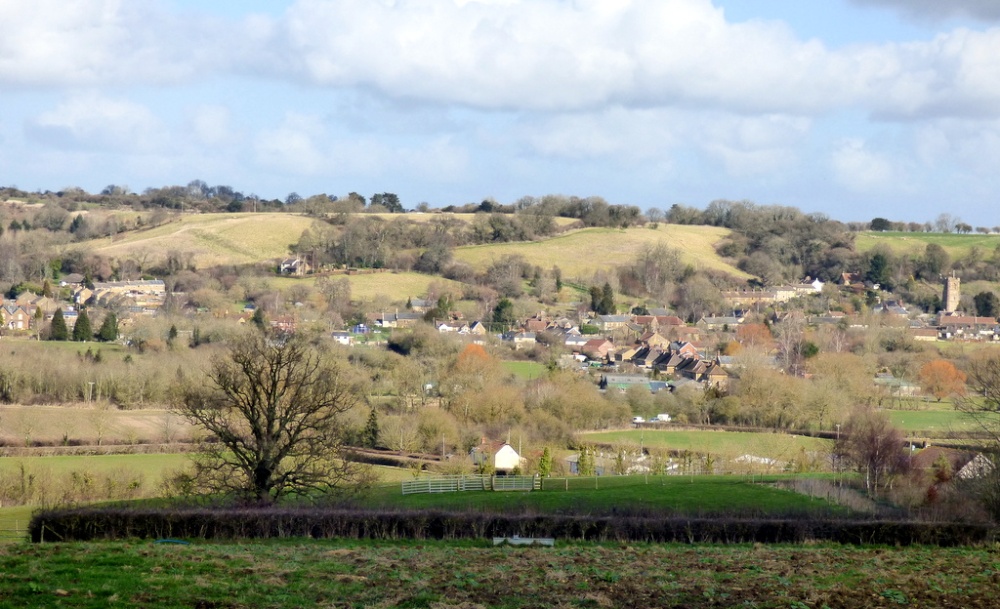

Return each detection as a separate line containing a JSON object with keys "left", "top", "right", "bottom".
{"left": 2, "top": 538, "right": 999, "bottom": 608}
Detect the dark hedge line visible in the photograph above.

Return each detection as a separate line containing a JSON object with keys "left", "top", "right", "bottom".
{"left": 29, "top": 507, "right": 995, "bottom": 547}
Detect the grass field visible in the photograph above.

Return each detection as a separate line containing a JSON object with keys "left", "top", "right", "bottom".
{"left": 502, "top": 361, "right": 546, "bottom": 380}
{"left": 0, "top": 405, "right": 193, "bottom": 446}
{"left": 856, "top": 231, "right": 1000, "bottom": 258}
{"left": 581, "top": 430, "right": 832, "bottom": 462}
{"left": 885, "top": 408, "right": 980, "bottom": 434}
{"left": 0, "top": 453, "right": 191, "bottom": 480}
{"left": 78, "top": 213, "right": 315, "bottom": 269}
{"left": 1, "top": 539, "right": 997, "bottom": 608}
{"left": 364, "top": 475, "right": 840, "bottom": 517}
{"left": 453, "top": 224, "right": 748, "bottom": 279}
{"left": 271, "top": 271, "right": 466, "bottom": 302}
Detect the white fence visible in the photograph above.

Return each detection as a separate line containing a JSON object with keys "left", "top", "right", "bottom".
{"left": 401, "top": 475, "right": 540, "bottom": 495}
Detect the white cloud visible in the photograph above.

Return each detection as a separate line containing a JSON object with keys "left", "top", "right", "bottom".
{"left": 254, "top": 114, "right": 328, "bottom": 175}
{"left": 6, "top": 0, "right": 1000, "bottom": 123}
{"left": 188, "top": 105, "right": 234, "bottom": 147}
{"left": 848, "top": 0, "right": 1000, "bottom": 22}
{"left": 830, "top": 138, "right": 902, "bottom": 193}
{"left": 25, "top": 93, "right": 168, "bottom": 152}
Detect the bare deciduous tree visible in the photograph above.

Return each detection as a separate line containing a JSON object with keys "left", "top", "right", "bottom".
{"left": 835, "top": 408, "right": 908, "bottom": 497}
{"left": 175, "top": 330, "right": 372, "bottom": 503}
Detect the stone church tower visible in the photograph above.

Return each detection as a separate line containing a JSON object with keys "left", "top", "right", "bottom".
{"left": 943, "top": 276, "right": 961, "bottom": 313}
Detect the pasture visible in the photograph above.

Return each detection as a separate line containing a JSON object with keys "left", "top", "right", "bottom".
{"left": 77, "top": 213, "right": 315, "bottom": 269}
{"left": 884, "top": 408, "right": 979, "bottom": 435}
{"left": 2, "top": 539, "right": 998, "bottom": 608}
{"left": 856, "top": 230, "right": 1000, "bottom": 259}
{"left": 269, "top": 271, "right": 465, "bottom": 302}
{"left": 502, "top": 360, "right": 546, "bottom": 380}
{"left": 581, "top": 430, "right": 832, "bottom": 463}
{"left": 365, "top": 475, "right": 841, "bottom": 517}
{"left": 452, "top": 224, "right": 748, "bottom": 279}
{"left": 0, "top": 405, "right": 193, "bottom": 447}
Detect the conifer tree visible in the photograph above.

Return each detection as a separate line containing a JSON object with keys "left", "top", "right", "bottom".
{"left": 363, "top": 406, "right": 380, "bottom": 449}
{"left": 72, "top": 308, "right": 92, "bottom": 341}
{"left": 97, "top": 312, "right": 119, "bottom": 342}
{"left": 49, "top": 308, "right": 68, "bottom": 341}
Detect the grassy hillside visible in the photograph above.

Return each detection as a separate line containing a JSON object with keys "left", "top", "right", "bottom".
{"left": 78, "top": 213, "right": 314, "bottom": 269}
{"left": 453, "top": 224, "right": 748, "bottom": 279}
{"left": 856, "top": 231, "right": 1000, "bottom": 258}
{"left": 270, "top": 271, "right": 466, "bottom": 302}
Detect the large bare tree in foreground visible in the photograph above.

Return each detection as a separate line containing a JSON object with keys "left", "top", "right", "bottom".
{"left": 176, "top": 330, "right": 370, "bottom": 503}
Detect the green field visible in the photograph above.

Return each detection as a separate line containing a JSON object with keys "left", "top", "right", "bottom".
{"left": 364, "top": 475, "right": 839, "bottom": 517}
{"left": 1, "top": 539, "right": 997, "bottom": 608}
{"left": 503, "top": 360, "right": 546, "bottom": 380}
{"left": 856, "top": 231, "right": 1000, "bottom": 258}
{"left": 0, "top": 453, "right": 191, "bottom": 479}
{"left": 269, "top": 271, "right": 467, "bottom": 303}
{"left": 453, "top": 224, "right": 748, "bottom": 279}
{"left": 581, "top": 430, "right": 832, "bottom": 462}
{"left": 885, "top": 408, "right": 980, "bottom": 434}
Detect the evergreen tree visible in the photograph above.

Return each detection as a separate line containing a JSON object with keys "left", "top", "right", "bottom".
{"left": 492, "top": 297, "right": 516, "bottom": 329}
{"left": 167, "top": 324, "right": 178, "bottom": 345}
{"left": 72, "top": 308, "right": 92, "bottom": 341}
{"left": 539, "top": 447, "right": 553, "bottom": 477}
{"left": 49, "top": 308, "right": 68, "bottom": 341}
{"left": 363, "top": 406, "right": 380, "bottom": 449}
{"left": 600, "top": 282, "right": 615, "bottom": 315}
{"left": 589, "top": 286, "right": 602, "bottom": 312}
{"left": 251, "top": 307, "right": 267, "bottom": 330}
{"left": 97, "top": 312, "right": 119, "bottom": 342}
{"left": 577, "top": 445, "right": 595, "bottom": 476}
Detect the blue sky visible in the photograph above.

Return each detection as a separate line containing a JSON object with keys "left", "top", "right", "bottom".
{"left": 3, "top": 0, "right": 1000, "bottom": 226}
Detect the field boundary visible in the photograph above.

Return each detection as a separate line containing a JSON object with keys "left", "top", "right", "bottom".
{"left": 0, "top": 521, "right": 28, "bottom": 542}
{"left": 402, "top": 475, "right": 539, "bottom": 495}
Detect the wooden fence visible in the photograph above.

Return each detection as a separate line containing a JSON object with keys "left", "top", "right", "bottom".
{"left": 401, "top": 475, "right": 540, "bottom": 495}
{"left": 0, "top": 521, "right": 27, "bottom": 542}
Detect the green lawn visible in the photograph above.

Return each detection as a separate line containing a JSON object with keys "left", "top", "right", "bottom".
{"left": 581, "top": 430, "right": 832, "bottom": 461}
{"left": 502, "top": 360, "right": 546, "bottom": 380}
{"left": 361, "top": 475, "right": 840, "bottom": 517}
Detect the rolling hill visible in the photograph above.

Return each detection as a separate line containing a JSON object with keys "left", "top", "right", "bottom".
{"left": 77, "top": 213, "right": 316, "bottom": 269}
{"left": 452, "top": 224, "right": 748, "bottom": 279}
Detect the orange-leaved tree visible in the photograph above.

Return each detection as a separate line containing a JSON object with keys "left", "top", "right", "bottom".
{"left": 918, "top": 359, "right": 967, "bottom": 402}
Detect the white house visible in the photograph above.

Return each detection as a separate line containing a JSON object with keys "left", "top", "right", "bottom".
{"left": 331, "top": 331, "right": 354, "bottom": 346}
{"left": 471, "top": 440, "right": 525, "bottom": 474}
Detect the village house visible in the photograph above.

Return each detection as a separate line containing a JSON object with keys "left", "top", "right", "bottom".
{"left": 580, "top": 338, "right": 615, "bottom": 361}
{"left": 331, "top": 330, "right": 354, "bottom": 346}
{"left": 0, "top": 304, "right": 31, "bottom": 330}
{"left": 595, "top": 314, "right": 631, "bottom": 332}
{"left": 436, "top": 321, "right": 470, "bottom": 334}
{"left": 278, "top": 257, "right": 309, "bottom": 276}
{"left": 937, "top": 314, "right": 999, "bottom": 340}
{"left": 503, "top": 331, "right": 536, "bottom": 350}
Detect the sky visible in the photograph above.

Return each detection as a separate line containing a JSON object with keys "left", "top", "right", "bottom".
{"left": 2, "top": 0, "right": 1000, "bottom": 226}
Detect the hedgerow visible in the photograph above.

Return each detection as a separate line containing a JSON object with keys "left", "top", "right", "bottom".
{"left": 29, "top": 507, "right": 994, "bottom": 546}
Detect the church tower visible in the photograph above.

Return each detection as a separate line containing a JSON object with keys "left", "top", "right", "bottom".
{"left": 943, "top": 276, "right": 961, "bottom": 313}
